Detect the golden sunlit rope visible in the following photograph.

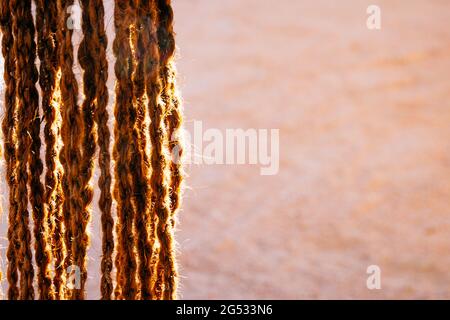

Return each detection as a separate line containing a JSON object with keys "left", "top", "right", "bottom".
{"left": 0, "top": 0, "right": 183, "bottom": 300}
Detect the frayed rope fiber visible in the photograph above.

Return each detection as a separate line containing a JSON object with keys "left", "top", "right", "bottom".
{"left": 0, "top": 0, "right": 183, "bottom": 300}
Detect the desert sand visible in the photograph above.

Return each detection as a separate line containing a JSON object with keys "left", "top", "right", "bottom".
{"left": 173, "top": 0, "right": 450, "bottom": 299}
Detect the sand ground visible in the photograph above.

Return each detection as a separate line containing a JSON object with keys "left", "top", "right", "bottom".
{"left": 1, "top": 0, "right": 450, "bottom": 299}
{"left": 173, "top": 0, "right": 450, "bottom": 299}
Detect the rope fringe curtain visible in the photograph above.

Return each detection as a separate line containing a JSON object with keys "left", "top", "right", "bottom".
{"left": 0, "top": 0, "right": 183, "bottom": 300}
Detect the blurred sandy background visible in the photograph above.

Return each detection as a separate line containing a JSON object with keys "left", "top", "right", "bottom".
{"left": 1, "top": 0, "right": 450, "bottom": 299}
{"left": 173, "top": 0, "right": 450, "bottom": 299}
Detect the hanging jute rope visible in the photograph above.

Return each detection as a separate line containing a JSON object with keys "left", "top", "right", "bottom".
{"left": 0, "top": 0, "right": 183, "bottom": 300}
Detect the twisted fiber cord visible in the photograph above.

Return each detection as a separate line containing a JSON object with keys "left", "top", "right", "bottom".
{"left": 150, "top": 0, "right": 177, "bottom": 300}
{"left": 49, "top": 72, "right": 66, "bottom": 300}
{"left": 35, "top": 0, "right": 60, "bottom": 300}
{"left": 157, "top": 0, "right": 183, "bottom": 228}
{"left": 36, "top": 0, "right": 66, "bottom": 299}
{"left": 0, "top": 0, "right": 19, "bottom": 300}
{"left": 11, "top": 0, "right": 36, "bottom": 300}
{"left": 162, "top": 63, "right": 183, "bottom": 227}
{"left": 58, "top": 0, "right": 84, "bottom": 300}
{"left": 132, "top": 0, "right": 156, "bottom": 300}
{"left": 73, "top": 0, "right": 103, "bottom": 300}
{"left": 48, "top": 81, "right": 66, "bottom": 300}
{"left": 113, "top": 0, "right": 138, "bottom": 300}
{"left": 55, "top": 0, "right": 72, "bottom": 300}
{"left": 55, "top": 0, "right": 69, "bottom": 299}
{"left": 37, "top": 0, "right": 65, "bottom": 299}
{"left": 87, "top": 0, "right": 114, "bottom": 301}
